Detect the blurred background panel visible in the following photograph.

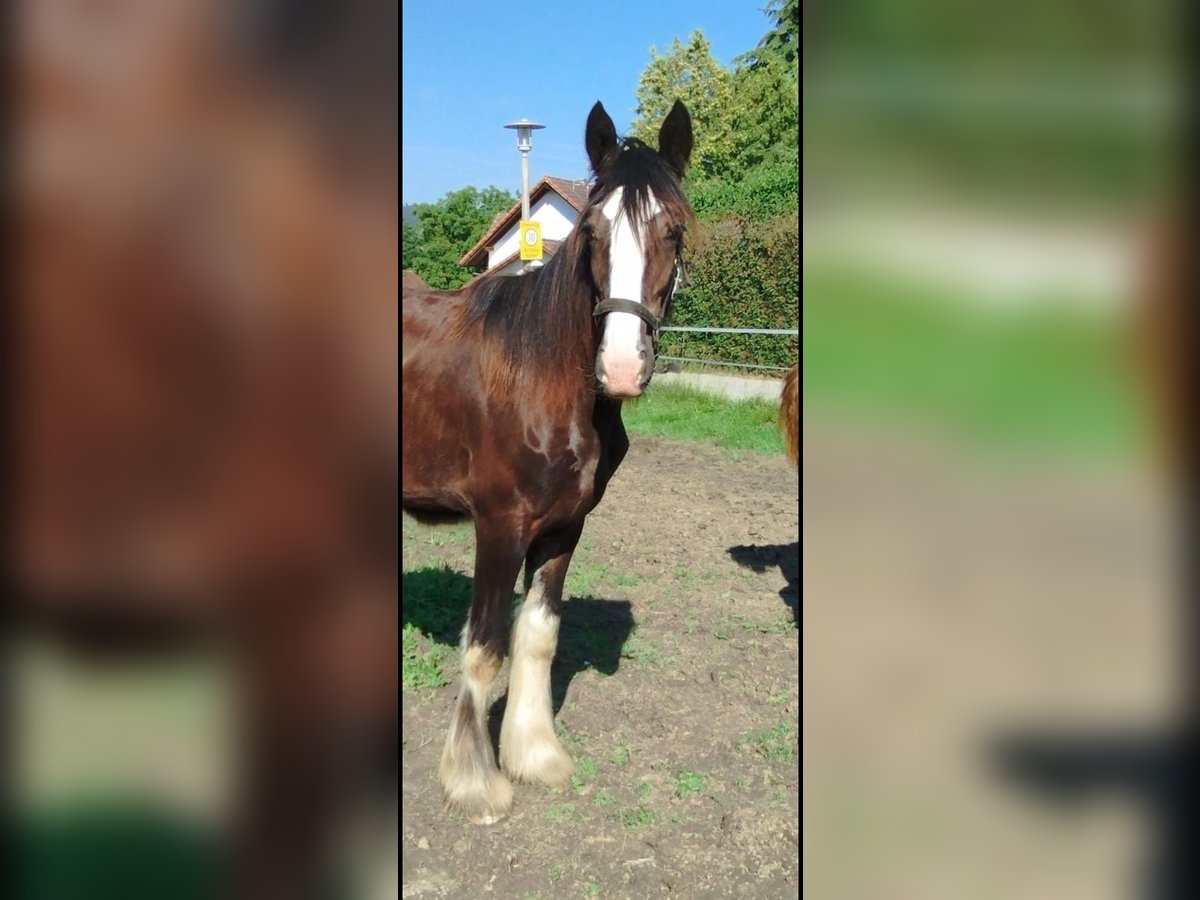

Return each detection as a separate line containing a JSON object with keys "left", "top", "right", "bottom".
{"left": 803, "top": 2, "right": 1186, "bottom": 898}
{"left": 11, "top": 1, "right": 396, "bottom": 897}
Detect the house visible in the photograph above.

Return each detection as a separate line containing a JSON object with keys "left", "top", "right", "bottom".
{"left": 459, "top": 176, "right": 591, "bottom": 278}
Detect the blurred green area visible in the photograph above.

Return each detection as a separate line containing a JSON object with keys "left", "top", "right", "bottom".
{"left": 805, "top": 0, "right": 1179, "bottom": 211}
{"left": 802, "top": 264, "right": 1141, "bottom": 459}
{"left": 15, "top": 802, "right": 222, "bottom": 900}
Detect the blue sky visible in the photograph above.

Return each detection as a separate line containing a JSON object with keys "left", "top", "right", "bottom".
{"left": 401, "top": 1, "right": 772, "bottom": 204}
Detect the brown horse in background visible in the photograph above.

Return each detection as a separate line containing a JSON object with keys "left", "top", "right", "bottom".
{"left": 779, "top": 363, "right": 799, "bottom": 467}
{"left": 13, "top": 1, "right": 396, "bottom": 896}
{"left": 1133, "top": 208, "right": 1190, "bottom": 495}
{"left": 403, "top": 101, "right": 694, "bottom": 825}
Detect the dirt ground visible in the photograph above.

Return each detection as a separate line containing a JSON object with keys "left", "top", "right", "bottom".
{"left": 401, "top": 434, "right": 801, "bottom": 899}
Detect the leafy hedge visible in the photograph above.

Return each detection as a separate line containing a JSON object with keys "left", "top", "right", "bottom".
{"left": 664, "top": 210, "right": 799, "bottom": 371}
{"left": 687, "top": 159, "right": 799, "bottom": 223}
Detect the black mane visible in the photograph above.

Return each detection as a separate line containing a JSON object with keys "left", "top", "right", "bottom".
{"left": 458, "top": 138, "right": 693, "bottom": 383}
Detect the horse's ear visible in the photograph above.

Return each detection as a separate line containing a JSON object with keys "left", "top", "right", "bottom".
{"left": 585, "top": 101, "right": 618, "bottom": 175}
{"left": 658, "top": 100, "right": 692, "bottom": 177}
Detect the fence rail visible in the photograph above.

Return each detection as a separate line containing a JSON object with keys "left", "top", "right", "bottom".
{"left": 657, "top": 355, "right": 792, "bottom": 373}
{"left": 660, "top": 326, "right": 799, "bottom": 336}
{"left": 658, "top": 324, "right": 798, "bottom": 373}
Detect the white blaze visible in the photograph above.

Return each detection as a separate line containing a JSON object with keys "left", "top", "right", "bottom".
{"left": 597, "top": 187, "right": 660, "bottom": 397}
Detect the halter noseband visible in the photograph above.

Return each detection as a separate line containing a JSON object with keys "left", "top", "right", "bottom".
{"left": 592, "top": 255, "right": 684, "bottom": 349}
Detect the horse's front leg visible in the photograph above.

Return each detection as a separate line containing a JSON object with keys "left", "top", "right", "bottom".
{"left": 499, "top": 523, "right": 583, "bottom": 788}
{"left": 438, "top": 517, "right": 525, "bottom": 824}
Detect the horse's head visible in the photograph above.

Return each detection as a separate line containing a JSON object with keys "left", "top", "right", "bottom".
{"left": 581, "top": 100, "right": 693, "bottom": 399}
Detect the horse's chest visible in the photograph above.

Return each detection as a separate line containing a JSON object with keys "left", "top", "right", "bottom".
{"left": 496, "top": 423, "right": 601, "bottom": 514}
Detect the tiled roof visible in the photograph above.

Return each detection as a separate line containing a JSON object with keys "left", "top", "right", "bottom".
{"left": 460, "top": 175, "right": 592, "bottom": 268}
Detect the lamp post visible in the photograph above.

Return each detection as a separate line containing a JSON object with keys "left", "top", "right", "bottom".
{"left": 504, "top": 118, "right": 544, "bottom": 272}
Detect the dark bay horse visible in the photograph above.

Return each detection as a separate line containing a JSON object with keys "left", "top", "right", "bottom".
{"left": 403, "top": 100, "right": 694, "bottom": 824}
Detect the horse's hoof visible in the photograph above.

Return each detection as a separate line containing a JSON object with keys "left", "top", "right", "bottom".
{"left": 500, "top": 731, "right": 574, "bottom": 789}
{"left": 442, "top": 770, "right": 514, "bottom": 825}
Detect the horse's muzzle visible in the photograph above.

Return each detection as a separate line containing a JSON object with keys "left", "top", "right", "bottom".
{"left": 595, "top": 337, "right": 653, "bottom": 398}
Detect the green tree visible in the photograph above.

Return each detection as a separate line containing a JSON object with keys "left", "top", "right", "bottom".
{"left": 402, "top": 220, "right": 420, "bottom": 271}
{"left": 737, "top": 0, "right": 800, "bottom": 69}
{"left": 729, "top": 52, "right": 799, "bottom": 174}
{"left": 630, "top": 30, "right": 737, "bottom": 181}
{"left": 405, "top": 186, "right": 515, "bottom": 289}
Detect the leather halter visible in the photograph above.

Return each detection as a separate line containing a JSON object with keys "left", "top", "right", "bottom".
{"left": 592, "top": 255, "right": 684, "bottom": 350}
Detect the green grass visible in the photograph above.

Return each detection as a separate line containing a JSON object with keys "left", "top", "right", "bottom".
{"left": 609, "top": 747, "right": 629, "bottom": 767}
{"left": 739, "top": 722, "right": 796, "bottom": 764}
{"left": 674, "top": 771, "right": 710, "bottom": 797}
{"left": 623, "top": 384, "right": 785, "bottom": 454}
{"left": 555, "top": 722, "right": 590, "bottom": 746}
{"left": 611, "top": 807, "right": 657, "bottom": 829}
{"left": 593, "top": 788, "right": 617, "bottom": 806}
{"left": 401, "top": 624, "right": 454, "bottom": 690}
{"left": 544, "top": 802, "right": 577, "bottom": 823}
{"left": 565, "top": 562, "right": 610, "bottom": 596}
{"left": 803, "top": 264, "right": 1140, "bottom": 459}
{"left": 620, "top": 636, "right": 669, "bottom": 666}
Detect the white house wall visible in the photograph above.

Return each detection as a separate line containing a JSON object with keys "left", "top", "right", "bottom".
{"left": 487, "top": 193, "right": 580, "bottom": 270}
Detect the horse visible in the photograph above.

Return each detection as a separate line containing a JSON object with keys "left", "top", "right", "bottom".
{"left": 1132, "top": 208, "right": 1189, "bottom": 495}
{"left": 779, "top": 363, "right": 799, "bottom": 467}
{"left": 13, "top": 1, "right": 396, "bottom": 896}
{"left": 402, "top": 99, "right": 694, "bottom": 824}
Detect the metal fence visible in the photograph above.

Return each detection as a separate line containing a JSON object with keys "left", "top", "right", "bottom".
{"left": 658, "top": 325, "right": 799, "bottom": 374}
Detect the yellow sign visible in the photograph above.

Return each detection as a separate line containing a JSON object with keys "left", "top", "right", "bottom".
{"left": 519, "top": 220, "right": 543, "bottom": 260}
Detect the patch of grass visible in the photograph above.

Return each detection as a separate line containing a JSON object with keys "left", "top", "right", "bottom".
{"left": 674, "top": 771, "right": 710, "bottom": 796}
{"left": 425, "top": 524, "right": 470, "bottom": 546}
{"left": 611, "top": 806, "right": 657, "bottom": 829}
{"left": 802, "top": 264, "right": 1138, "bottom": 460}
{"left": 566, "top": 562, "right": 611, "bottom": 596}
{"left": 739, "top": 722, "right": 796, "bottom": 764}
{"left": 728, "top": 612, "right": 793, "bottom": 635}
{"left": 544, "top": 802, "right": 577, "bottom": 823}
{"left": 582, "top": 883, "right": 601, "bottom": 897}
{"left": 609, "top": 747, "right": 629, "bottom": 767}
{"left": 635, "top": 778, "right": 653, "bottom": 800}
{"left": 621, "top": 636, "right": 669, "bottom": 666}
{"left": 766, "top": 692, "right": 791, "bottom": 704}
{"left": 593, "top": 788, "right": 617, "bottom": 806}
{"left": 549, "top": 866, "right": 562, "bottom": 883}
{"left": 576, "top": 756, "right": 599, "bottom": 779}
{"left": 773, "top": 786, "right": 788, "bottom": 805}
{"left": 612, "top": 572, "right": 642, "bottom": 588}
{"left": 401, "top": 624, "right": 454, "bottom": 690}
{"left": 623, "top": 383, "right": 785, "bottom": 454}
{"left": 555, "top": 722, "right": 589, "bottom": 746}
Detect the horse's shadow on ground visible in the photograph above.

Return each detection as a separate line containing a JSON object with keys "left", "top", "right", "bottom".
{"left": 985, "top": 723, "right": 1188, "bottom": 899}
{"left": 401, "top": 567, "right": 635, "bottom": 745}
{"left": 727, "top": 542, "right": 799, "bottom": 623}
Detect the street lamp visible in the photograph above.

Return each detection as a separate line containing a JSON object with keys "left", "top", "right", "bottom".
{"left": 504, "top": 118, "right": 544, "bottom": 271}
